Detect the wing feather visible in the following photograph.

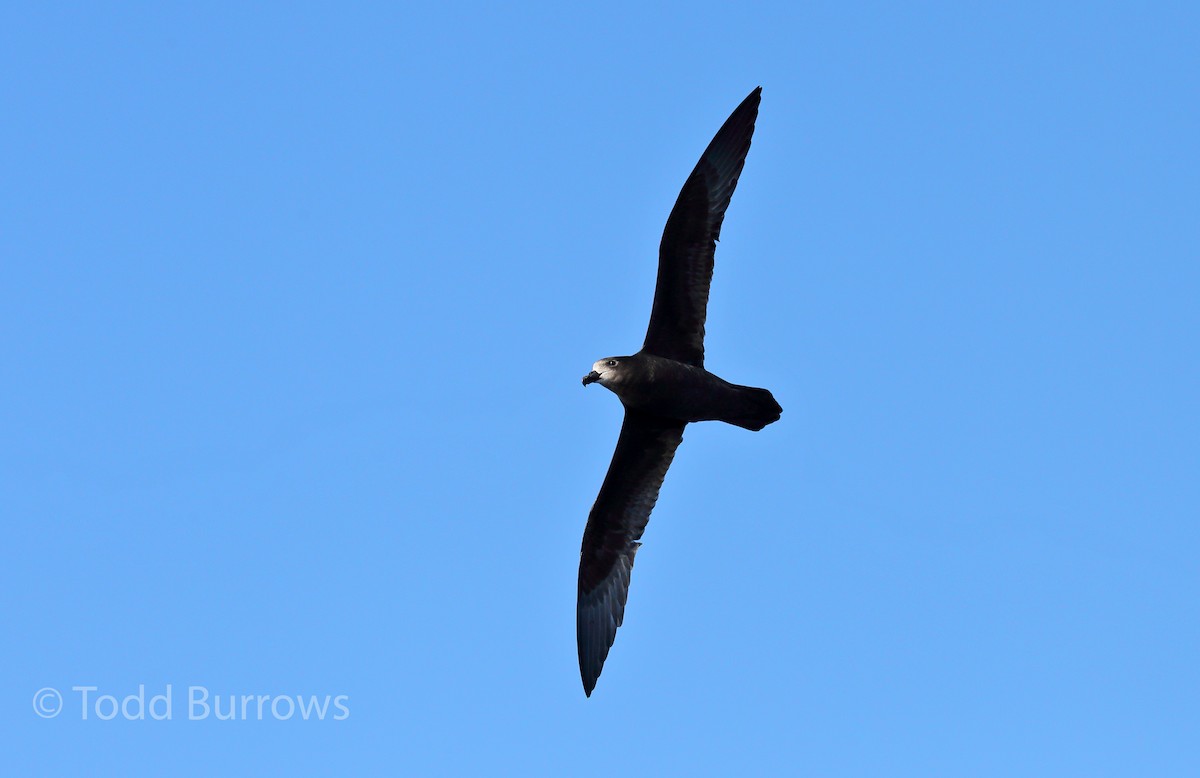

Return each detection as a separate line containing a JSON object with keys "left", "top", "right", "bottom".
{"left": 577, "top": 411, "right": 686, "bottom": 696}
{"left": 642, "top": 87, "right": 761, "bottom": 366}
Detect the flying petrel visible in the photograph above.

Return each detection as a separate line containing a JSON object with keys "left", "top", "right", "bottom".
{"left": 578, "top": 87, "right": 781, "bottom": 696}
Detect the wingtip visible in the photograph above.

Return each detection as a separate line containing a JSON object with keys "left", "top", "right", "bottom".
{"left": 728, "top": 86, "right": 761, "bottom": 125}
{"left": 582, "top": 672, "right": 597, "bottom": 697}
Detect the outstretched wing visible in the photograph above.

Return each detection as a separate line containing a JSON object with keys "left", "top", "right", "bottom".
{"left": 577, "top": 411, "right": 686, "bottom": 696}
{"left": 642, "top": 86, "right": 761, "bottom": 367}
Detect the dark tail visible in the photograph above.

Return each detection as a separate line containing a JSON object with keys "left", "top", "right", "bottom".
{"left": 724, "top": 386, "right": 782, "bottom": 431}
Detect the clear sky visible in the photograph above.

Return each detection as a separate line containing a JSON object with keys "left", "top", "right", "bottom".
{"left": 3, "top": 2, "right": 1197, "bottom": 775}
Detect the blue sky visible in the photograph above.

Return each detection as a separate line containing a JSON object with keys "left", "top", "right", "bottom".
{"left": 2, "top": 2, "right": 1197, "bottom": 775}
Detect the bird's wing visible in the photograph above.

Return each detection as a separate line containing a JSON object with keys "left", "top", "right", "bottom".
{"left": 642, "top": 86, "right": 761, "bottom": 367}
{"left": 577, "top": 410, "right": 686, "bottom": 696}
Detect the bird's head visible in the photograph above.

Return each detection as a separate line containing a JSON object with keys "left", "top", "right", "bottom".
{"left": 582, "top": 357, "right": 631, "bottom": 389}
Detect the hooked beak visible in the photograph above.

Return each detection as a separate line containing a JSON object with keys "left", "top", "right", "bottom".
{"left": 582, "top": 370, "right": 601, "bottom": 386}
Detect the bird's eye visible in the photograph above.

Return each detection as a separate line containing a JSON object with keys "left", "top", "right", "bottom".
{"left": 606, "top": 360, "right": 618, "bottom": 367}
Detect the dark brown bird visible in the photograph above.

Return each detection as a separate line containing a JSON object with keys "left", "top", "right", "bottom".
{"left": 578, "top": 87, "right": 781, "bottom": 696}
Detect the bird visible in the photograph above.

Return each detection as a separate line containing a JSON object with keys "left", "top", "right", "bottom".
{"left": 577, "top": 86, "right": 781, "bottom": 696}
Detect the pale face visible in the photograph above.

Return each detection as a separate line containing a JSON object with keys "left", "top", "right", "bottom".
{"left": 581, "top": 356, "right": 628, "bottom": 389}
{"left": 592, "top": 357, "right": 622, "bottom": 383}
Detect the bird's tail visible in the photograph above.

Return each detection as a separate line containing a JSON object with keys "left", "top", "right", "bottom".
{"left": 723, "top": 385, "right": 782, "bottom": 431}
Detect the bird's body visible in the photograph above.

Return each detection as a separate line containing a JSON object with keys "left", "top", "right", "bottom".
{"left": 577, "top": 86, "right": 778, "bottom": 696}
{"left": 584, "top": 352, "right": 781, "bottom": 431}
